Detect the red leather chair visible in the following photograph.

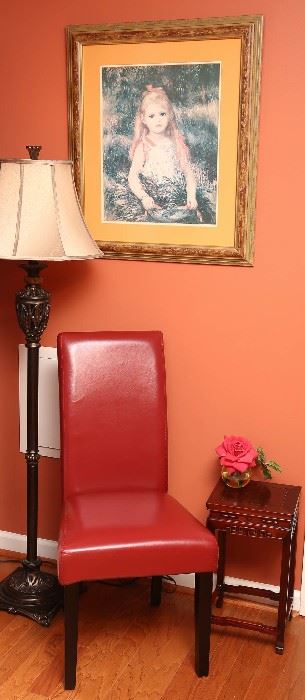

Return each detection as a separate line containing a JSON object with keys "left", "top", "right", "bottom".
{"left": 57, "top": 331, "right": 218, "bottom": 689}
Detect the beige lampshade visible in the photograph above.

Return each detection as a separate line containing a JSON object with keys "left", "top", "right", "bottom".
{"left": 0, "top": 159, "right": 102, "bottom": 260}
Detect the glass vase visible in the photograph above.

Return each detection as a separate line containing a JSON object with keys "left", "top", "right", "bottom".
{"left": 221, "top": 466, "right": 251, "bottom": 489}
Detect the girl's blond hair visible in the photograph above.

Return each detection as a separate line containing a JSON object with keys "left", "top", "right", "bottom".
{"left": 130, "top": 85, "right": 190, "bottom": 168}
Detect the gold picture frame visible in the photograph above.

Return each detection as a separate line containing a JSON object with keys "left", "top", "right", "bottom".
{"left": 66, "top": 16, "right": 263, "bottom": 265}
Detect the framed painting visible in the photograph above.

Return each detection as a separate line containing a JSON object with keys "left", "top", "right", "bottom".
{"left": 66, "top": 16, "right": 263, "bottom": 265}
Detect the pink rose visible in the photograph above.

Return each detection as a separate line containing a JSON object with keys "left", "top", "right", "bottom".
{"left": 216, "top": 435, "right": 257, "bottom": 474}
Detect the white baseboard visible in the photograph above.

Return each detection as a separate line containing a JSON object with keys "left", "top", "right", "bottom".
{"left": 171, "top": 573, "right": 301, "bottom": 613}
{"left": 0, "top": 531, "right": 300, "bottom": 613}
{"left": 0, "top": 529, "right": 57, "bottom": 561}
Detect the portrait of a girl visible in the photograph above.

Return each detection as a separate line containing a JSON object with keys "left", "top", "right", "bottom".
{"left": 128, "top": 86, "right": 199, "bottom": 224}
{"left": 101, "top": 63, "right": 219, "bottom": 226}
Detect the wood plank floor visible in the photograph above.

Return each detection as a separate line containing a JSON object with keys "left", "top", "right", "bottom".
{"left": 0, "top": 559, "right": 304, "bottom": 700}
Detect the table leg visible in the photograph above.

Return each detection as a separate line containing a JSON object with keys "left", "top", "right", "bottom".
{"left": 215, "top": 530, "right": 226, "bottom": 609}
{"left": 276, "top": 534, "right": 291, "bottom": 654}
{"left": 287, "top": 521, "right": 298, "bottom": 621}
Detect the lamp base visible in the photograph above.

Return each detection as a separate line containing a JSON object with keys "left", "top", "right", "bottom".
{"left": 0, "top": 565, "right": 62, "bottom": 626}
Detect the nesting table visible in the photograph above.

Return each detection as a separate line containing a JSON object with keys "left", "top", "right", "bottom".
{"left": 206, "top": 479, "right": 301, "bottom": 653}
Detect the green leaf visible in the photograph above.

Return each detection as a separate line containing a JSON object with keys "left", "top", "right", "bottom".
{"left": 261, "top": 464, "right": 272, "bottom": 480}
{"left": 255, "top": 446, "right": 282, "bottom": 479}
{"left": 266, "top": 461, "right": 282, "bottom": 473}
{"left": 256, "top": 446, "right": 265, "bottom": 466}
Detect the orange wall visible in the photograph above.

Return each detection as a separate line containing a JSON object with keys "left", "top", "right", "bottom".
{"left": 0, "top": 0, "right": 304, "bottom": 588}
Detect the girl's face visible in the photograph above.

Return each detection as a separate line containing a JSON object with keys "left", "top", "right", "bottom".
{"left": 142, "top": 99, "right": 170, "bottom": 135}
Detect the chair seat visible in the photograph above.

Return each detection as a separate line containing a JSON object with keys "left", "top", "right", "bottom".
{"left": 58, "top": 491, "right": 218, "bottom": 584}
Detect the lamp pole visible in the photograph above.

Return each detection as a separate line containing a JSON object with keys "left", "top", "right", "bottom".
{"left": 0, "top": 147, "right": 62, "bottom": 625}
{"left": 18, "top": 260, "right": 50, "bottom": 568}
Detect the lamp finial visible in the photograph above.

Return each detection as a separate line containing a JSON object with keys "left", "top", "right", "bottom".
{"left": 26, "top": 145, "right": 41, "bottom": 160}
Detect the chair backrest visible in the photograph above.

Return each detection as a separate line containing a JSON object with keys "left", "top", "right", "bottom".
{"left": 57, "top": 331, "right": 168, "bottom": 498}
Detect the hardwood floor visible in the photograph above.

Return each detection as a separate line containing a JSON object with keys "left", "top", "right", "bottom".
{"left": 0, "top": 559, "right": 303, "bottom": 700}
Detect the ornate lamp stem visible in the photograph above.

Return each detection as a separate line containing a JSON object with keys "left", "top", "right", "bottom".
{"left": 16, "top": 261, "right": 50, "bottom": 569}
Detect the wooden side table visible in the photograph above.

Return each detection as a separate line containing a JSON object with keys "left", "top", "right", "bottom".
{"left": 206, "top": 479, "right": 301, "bottom": 653}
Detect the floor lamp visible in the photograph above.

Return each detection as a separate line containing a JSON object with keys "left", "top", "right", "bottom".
{"left": 0, "top": 146, "right": 102, "bottom": 625}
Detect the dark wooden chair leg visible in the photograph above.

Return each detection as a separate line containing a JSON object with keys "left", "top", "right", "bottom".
{"left": 150, "top": 576, "right": 162, "bottom": 606}
{"left": 195, "top": 572, "right": 213, "bottom": 677}
{"left": 64, "top": 583, "right": 79, "bottom": 690}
